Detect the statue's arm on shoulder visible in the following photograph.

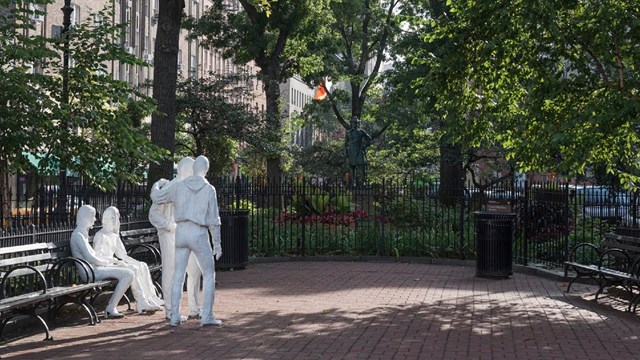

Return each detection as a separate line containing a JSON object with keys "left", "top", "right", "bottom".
{"left": 150, "top": 178, "right": 173, "bottom": 204}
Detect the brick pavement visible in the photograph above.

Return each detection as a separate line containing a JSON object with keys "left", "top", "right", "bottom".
{"left": 2, "top": 261, "right": 640, "bottom": 359}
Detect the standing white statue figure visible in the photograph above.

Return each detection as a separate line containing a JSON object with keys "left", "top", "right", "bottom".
{"left": 151, "top": 155, "right": 223, "bottom": 327}
{"left": 149, "top": 157, "right": 203, "bottom": 320}
{"left": 94, "top": 206, "right": 164, "bottom": 314}
{"left": 70, "top": 205, "right": 134, "bottom": 319}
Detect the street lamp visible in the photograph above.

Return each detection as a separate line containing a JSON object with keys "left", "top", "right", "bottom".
{"left": 57, "top": 0, "right": 74, "bottom": 223}
{"left": 62, "top": 0, "right": 73, "bottom": 101}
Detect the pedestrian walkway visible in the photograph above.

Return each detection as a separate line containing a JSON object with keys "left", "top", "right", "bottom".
{"left": 2, "top": 261, "right": 640, "bottom": 359}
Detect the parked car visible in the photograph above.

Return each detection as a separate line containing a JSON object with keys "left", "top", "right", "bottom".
{"left": 572, "top": 185, "right": 637, "bottom": 224}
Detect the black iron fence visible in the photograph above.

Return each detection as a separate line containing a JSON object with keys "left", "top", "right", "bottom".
{"left": 1, "top": 177, "right": 148, "bottom": 229}
{"left": 2, "top": 175, "right": 638, "bottom": 269}
{"left": 212, "top": 176, "right": 639, "bottom": 268}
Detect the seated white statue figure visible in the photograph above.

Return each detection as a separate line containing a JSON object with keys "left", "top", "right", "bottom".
{"left": 93, "top": 206, "right": 164, "bottom": 314}
{"left": 70, "top": 205, "right": 134, "bottom": 319}
{"left": 149, "top": 157, "right": 203, "bottom": 321}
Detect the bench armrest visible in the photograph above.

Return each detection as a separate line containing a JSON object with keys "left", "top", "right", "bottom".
{"left": 598, "top": 248, "right": 631, "bottom": 272}
{"left": 631, "top": 257, "right": 640, "bottom": 278}
{"left": 126, "top": 244, "right": 161, "bottom": 266}
{"left": 1, "top": 265, "right": 48, "bottom": 298}
{"left": 48, "top": 257, "right": 96, "bottom": 286}
{"left": 568, "top": 243, "right": 601, "bottom": 264}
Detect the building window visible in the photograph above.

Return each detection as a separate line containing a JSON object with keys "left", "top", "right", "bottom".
{"left": 70, "top": 4, "right": 81, "bottom": 27}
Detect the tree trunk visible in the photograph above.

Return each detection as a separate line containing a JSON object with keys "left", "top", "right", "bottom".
{"left": 264, "top": 78, "right": 282, "bottom": 181}
{"left": 147, "top": 0, "right": 184, "bottom": 192}
{"left": 264, "top": 78, "right": 282, "bottom": 208}
{"left": 439, "top": 142, "right": 465, "bottom": 206}
{"left": 0, "top": 166, "right": 8, "bottom": 229}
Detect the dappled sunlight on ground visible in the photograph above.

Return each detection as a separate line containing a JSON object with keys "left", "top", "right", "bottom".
{"left": 2, "top": 261, "right": 640, "bottom": 359}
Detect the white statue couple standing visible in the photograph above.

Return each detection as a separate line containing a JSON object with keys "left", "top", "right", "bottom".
{"left": 149, "top": 157, "right": 203, "bottom": 321}
{"left": 70, "top": 205, "right": 164, "bottom": 318}
{"left": 150, "top": 155, "right": 223, "bottom": 327}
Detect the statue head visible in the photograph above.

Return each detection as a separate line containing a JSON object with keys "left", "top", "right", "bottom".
{"left": 76, "top": 205, "right": 96, "bottom": 229}
{"left": 177, "top": 157, "right": 195, "bottom": 181}
{"left": 102, "top": 206, "right": 120, "bottom": 234}
{"left": 194, "top": 155, "right": 209, "bottom": 177}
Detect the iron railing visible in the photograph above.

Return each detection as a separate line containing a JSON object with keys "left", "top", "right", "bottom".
{"left": 2, "top": 175, "right": 638, "bottom": 269}
{"left": 1, "top": 177, "right": 148, "bottom": 229}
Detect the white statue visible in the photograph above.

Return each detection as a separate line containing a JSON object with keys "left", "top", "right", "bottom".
{"left": 151, "top": 155, "right": 223, "bottom": 327}
{"left": 149, "top": 157, "right": 203, "bottom": 320}
{"left": 93, "top": 206, "right": 164, "bottom": 314}
{"left": 69, "top": 205, "right": 134, "bottom": 319}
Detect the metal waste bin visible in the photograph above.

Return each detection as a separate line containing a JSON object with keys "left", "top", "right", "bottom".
{"left": 216, "top": 210, "right": 249, "bottom": 270}
{"left": 475, "top": 211, "right": 515, "bottom": 278}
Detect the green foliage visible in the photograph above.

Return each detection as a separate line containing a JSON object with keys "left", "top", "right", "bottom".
{"left": 407, "top": 0, "right": 640, "bottom": 188}
{"left": 185, "top": 0, "right": 333, "bottom": 177}
{"left": 290, "top": 178, "right": 353, "bottom": 215}
{"left": 0, "top": 1, "right": 164, "bottom": 190}
{"left": 0, "top": 0, "right": 60, "bottom": 175}
{"left": 287, "top": 138, "right": 347, "bottom": 178}
{"left": 175, "top": 75, "right": 263, "bottom": 175}
{"left": 568, "top": 216, "right": 610, "bottom": 250}
{"left": 251, "top": 190, "right": 474, "bottom": 258}
{"left": 333, "top": 193, "right": 353, "bottom": 214}
{"left": 291, "top": 193, "right": 329, "bottom": 215}
{"left": 294, "top": 0, "right": 404, "bottom": 180}
{"left": 229, "top": 199, "right": 257, "bottom": 213}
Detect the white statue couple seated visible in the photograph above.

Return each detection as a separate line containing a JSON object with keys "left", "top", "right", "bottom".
{"left": 70, "top": 205, "right": 164, "bottom": 318}
{"left": 150, "top": 155, "right": 223, "bottom": 327}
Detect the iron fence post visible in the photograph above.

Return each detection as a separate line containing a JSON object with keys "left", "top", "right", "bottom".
{"left": 523, "top": 180, "right": 529, "bottom": 266}
{"left": 459, "top": 186, "right": 464, "bottom": 252}
{"left": 563, "top": 182, "right": 569, "bottom": 278}
{"left": 301, "top": 177, "right": 306, "bottom": 257}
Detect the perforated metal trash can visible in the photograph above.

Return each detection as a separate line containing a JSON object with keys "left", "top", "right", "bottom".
{"left": 475, "top": 212, "right": 515, "bottom": 279}
{"left": 216, "top": 210, "right": 249, "bottom": 270}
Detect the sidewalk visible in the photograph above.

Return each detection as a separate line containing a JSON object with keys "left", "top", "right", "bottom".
{"left": 2, "top": 261, "right": 640, "bottom": 359}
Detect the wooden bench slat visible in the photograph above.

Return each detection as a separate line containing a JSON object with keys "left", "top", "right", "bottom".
{"left": 0, "top": 241, "right": 70, "bottom": 256}
{"left": 120, "top": 228, "right": 157, "bottom": 237}
{"left": 0, "top": 264, "right": 50, "bottom": 278}
{"left": 600, "top": 241, "right": 640, "bottom": 254}
{"left": 604, "top": 233, "right": 640, "bottom": 242}
{"left": 0, "top": 251, "right": 69, "bottom": 268}
{"left": 0, "top": 243, "right": 51, "bottom": 256}
{"left": 0, "top": 292, "right": 53, "bottom": 311}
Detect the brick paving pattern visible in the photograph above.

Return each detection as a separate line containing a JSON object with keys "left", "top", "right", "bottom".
{"left": 2, "top": 261, "right": 640, "bottom": 359}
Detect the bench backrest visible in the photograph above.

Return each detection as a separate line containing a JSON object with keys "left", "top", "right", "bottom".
{"left": 120, "top": 228, "right": 159, "bottom": 265}
{"left": 602, "top": 233, "right": 640, "bottom": 257}
{"left": 599, "top": 233, "right": 640, "bottom": 273}
{"left": 120, "top": 228, "right": 158, "bottom": 247}
{"left": 0, "top": 241, "right": 72, "bottom": 299}
{"left": 0, "top": 227, "right": 159, "bottom": 299}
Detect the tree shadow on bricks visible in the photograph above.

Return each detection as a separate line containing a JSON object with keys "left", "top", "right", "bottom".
{"left": 3, "top": 295, "right": 640, "bottom": 359}
{"left": 3, "top": 261, "right": 640, "bottom": 359}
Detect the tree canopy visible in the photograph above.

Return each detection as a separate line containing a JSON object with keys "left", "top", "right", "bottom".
{"left": 411, "top": 0, "right": 640, "bottom": 188}
{"left": 304, "top": 0, "right": 402, "bottom": 130}
{"left": 187, "top": 0, "right": 331, "bottom": 181}
{"left": 175, "top": 74, "right": 266, "bottom": 175}
{"left": 1, "top": 1, "right": 163, "bottom": 190}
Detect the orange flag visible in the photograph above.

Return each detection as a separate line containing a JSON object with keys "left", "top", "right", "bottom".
{"left": 314, "top": 78, "right": 331, "bottom": 101}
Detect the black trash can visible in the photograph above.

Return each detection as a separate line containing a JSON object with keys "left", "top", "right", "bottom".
{"left": 216, "top": 210, "right": 249, "bottom": 270}
{"left": 475, "top": 211, "right": 515, "bottom": 278}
